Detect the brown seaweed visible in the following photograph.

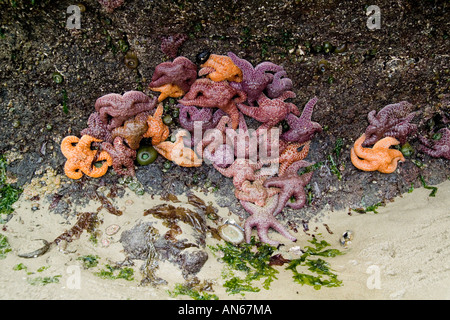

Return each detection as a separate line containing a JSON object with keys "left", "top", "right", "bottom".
{"left": 94, "top": 191, "right": 123, "bottom": 216}
{"left": 144, "top": 204, "right": 208, "bottom": 234}
{"left": 54, "top": 212, "right": 98, "bottom": 245}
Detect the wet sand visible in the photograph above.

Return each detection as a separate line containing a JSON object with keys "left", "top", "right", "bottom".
{"left": 1, "top": 177, "right": 449, "bottom": 300}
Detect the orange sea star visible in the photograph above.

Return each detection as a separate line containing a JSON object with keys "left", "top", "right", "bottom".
{"left": 149, "top": 83, "right": 185, "bottom": 102}
{"left": 153, "top": 131, "right": 202, "bottom": 167}
{"left": 198, "top": 54, "right": 243, "bottom": 82}
{"left": 234, "top": 177, "right": 280, "bottom": 207}
{"left": 277, "top": 140, "right": 310, "bottom": 176}
{"left": 350, "top": 133, "right": 405, "bottom": 173}
{"left": 61, "top": 135, "right": 112, "bottom": 179}
{"left": 143, "top": 104, "right": 170, "bottom": 145}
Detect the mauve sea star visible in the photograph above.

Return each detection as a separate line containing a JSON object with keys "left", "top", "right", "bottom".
{"left": 203, "top": 143, "right": 235, "bottom": 168}
{"left": 213, "top": 158, "right": 263, "bottom": 190}
{"left": 234, "top": 177, "right": 280, "bottom": 207}
{"left": 95, "top": 91, "right": 157, "bottom": 131}
{"left": 351, "top": 133, "right": 405, "bottom": 173}
{"left": 266, "top": 70, "right": 293, "bottom": 99}
{"left": 178, "top": 104, "right": 226, "bottom": 147}
{"left": 281, "top": 97, "right": 322, "bottom": 144}
{"left": 179, "top": 78, "right": 247, "bottom": 130}
{"left": 237, "top": 91, "right": 300, "bottom": 132}
{"left": 61, "top": 135, "right": 112, "bottom": 180}
{"left": 227, "top": 52, "right": 283, "bottom": 105}
{"left": 101, "top": 136, "right": 137, "bottom": 176}
{"left": 80, "top": 112, "right": 113, "bottom": 144}
{"left": 241, "top": 194, "right": 297, "bottom": 247}
{"left": 148, "top": 56, "right": 197, "bottom": 94}
{"left": 263, "top": 160, "right": 313, "bottom": 216}
{"left": 111, "top": 112, "right": 149, "bottom": 150}
{"left": 160, "top": 34, "right": 188, "bottom": 59}
{"left": 198, "top": 54, "right": 243, "bottom": 82}
{"left": 195, "top": 115, "right": 232, "bottom": 159}
{"left": 418, "top": 128, "right": 450, "bottom": 160}
{"left": 363, "top": 101, "right": 417, "bottom": 146}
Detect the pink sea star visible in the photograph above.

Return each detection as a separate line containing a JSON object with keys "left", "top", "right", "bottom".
{"left": 80, "top": 112, "right": 114, "bottom": 144}
{"left": 213, "top": 158, "right": 263, "bottom": 190}
{"left": 179, "top": 78, "right": 247, "bottom": 130}
{"left": 227, "top": 52, "right": 283, "bottom": 105}
{"left": 418, "top": 128, "right": 450, "bottom": 160}
{"left": 280, "top": 97, "right": 322, "bottom": 144}
{"left": 263, "top": 160, "right": 313, "bottom": 216}
{"left": 241, "top": 194, "right": 297, "bottom": 247}
{"left": 237, "top": 91, "right": 300, "bottom": 132}
{"left": 94, "top": 91, "right": 157, "bottom": 131}
{"left": 148, "top": 56, "right": 197, "bottom": 94}
{"left": 363, "top": 101, "right": 417, "bottom": 146}
{"left": 101, "top": 136, "right": 137, "bottom": 176}
{"left": 234, "top": 177, "right": 280, "bottom": 207}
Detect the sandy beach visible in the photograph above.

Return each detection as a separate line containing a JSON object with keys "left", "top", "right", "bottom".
{"left": 1, "top": 175, "right": 449, "bottom": 300}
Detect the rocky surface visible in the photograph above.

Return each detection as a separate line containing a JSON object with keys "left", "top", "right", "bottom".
{"left": 1, "top": 0, "right": 449, "bottom": 227}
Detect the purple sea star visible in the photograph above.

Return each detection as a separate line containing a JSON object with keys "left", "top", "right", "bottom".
{"left": 160, "top": 34, "right": 188, "bottom": 59}
{"left": 266, "top": 70, "right": 293, "bottom": 99}
{"left": 418, "top": 128, "right": 450, "bottom": 159}
{"left": 94, "top": 91, "right": 157, "bottom": 131}
{"left": 203, "top": 143, "right": 235, "bottom": 168}
{"left": 195, "top": 115, "right": 232, "bottom": 159}
{"left": 237, "top": 91, "right": 300, "bottom": 132}
{"left": 363, "top": 101, "right": 417, "bottom": 146}
{"left": 98, "top": 0, "right": 124, "bottom": 13}
{"left": 241, "top": 194, "right": 297, "bottom": 247}
{"left": 148, "top": 57, "right": 197, "bottom": 94}
{"left": 179, "top": 78, "right": 247, "bottom": 130}
{"left": 280, "top": 97, "right": 323, "bottom": 144}
{"left": 178, "top": 104, "right": 226, "bottom": 147}
{"left": 228, "top": 52, "right": 283, "bottom": 106}
{"left": 101, "top": 136, "right": 137, "bottom": 176}
{"left": 80, "top": 112, "right": 114, "bottom": 144}
{"left": 263, "top": 160, "right": 313, "bottom": 216}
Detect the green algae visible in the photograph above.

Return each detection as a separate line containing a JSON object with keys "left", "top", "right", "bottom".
{"left": 286, "top": 237, "right": 343, "bottom": 290}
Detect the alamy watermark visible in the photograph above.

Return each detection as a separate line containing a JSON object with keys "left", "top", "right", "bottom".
{"left": 366, "top": 5, "right": 381, "bottom": 30}
{"left": 66, "top": 5, "right": 81, "bottom": 30}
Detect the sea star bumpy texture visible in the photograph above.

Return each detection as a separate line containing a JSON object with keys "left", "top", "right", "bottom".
{"left": 277, "top": 141, "right": 311, "bottom": 176}
{"left": 241, "top": 194, "right": 297, "bottom": 247}
{"left": 234, "top": 177, "right": 280, "bottom": 207}
{"left": 149, "top": 57, "right": 197, "bottom": 94}
{"left": 95, "top": 91, "right": 157, "bottom": 131}
{"left": 351, "top": 133, "right": 405, "bottom": 173}
{"left": 363, "top": 101, "right": 417, "bottom": 146}
{"left": 101, "top": 137, "right": 137, "bottom": 176}
{"left": 111, "top": 112, "right": 149, "bottom": 150}
{"left": 160, "top": 34, "right": 188, "bottom": 59}
{"left": 61, "top": 135, "right": 112, "bottom": 180}
{"left": 199, "top": 54, "right": 243, "bottom": 82}
{"left": 179, "top": 78, "right": 247, "bottom": 130}
{"left": 213, "top": 158, "right": 263, "bottom": 190}
{"left": 266, "top": 70, "right": 293, "bottom": 99}
{"left": 178, "top": 104, "right": 226, "bottom": 147}
{"left": 227, "top": 52, "right": 283, "bottom": 105}
{"left": 264, "top": 160, "right": 313, "bottom": 216}
{"left": 80, "top": 112, "right": 113, "bottom": 144}
{"left": 418, "top": 128, "right": 450, "bottom": 159}
{"left": 98, "top": 0, "right": 124, "bottom": 12}
{"left": 144, "top": 104, "right": 170, "bottom": 146}
{"left": 237, "top": 91, "right": 300, "bottom": 132}
{"left": 281, "top": 97, "right": 323, "bottom": 144}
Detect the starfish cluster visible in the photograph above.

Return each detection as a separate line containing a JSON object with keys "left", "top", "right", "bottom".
{"left": 351, "top": 101, "right": 418, "bottom": 173}
{"left": 150, "top": 51, "right": 322, "bottom": 246}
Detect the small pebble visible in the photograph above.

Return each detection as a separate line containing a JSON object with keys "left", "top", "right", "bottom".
{"left": 105, "top": 224, "right": 120, "bottom": 236}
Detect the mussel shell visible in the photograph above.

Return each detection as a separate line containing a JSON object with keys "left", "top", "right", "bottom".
{"left": 196, "top": 49, "right": 210, "bottom": 65}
